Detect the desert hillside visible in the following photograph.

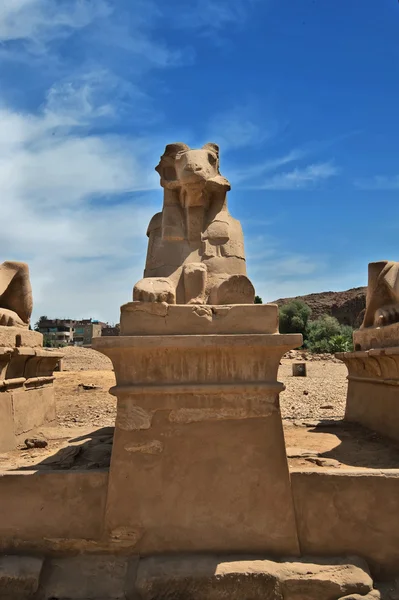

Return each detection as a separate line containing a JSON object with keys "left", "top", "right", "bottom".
{"left": 273, "top": 287, "right": 367, "bottom": 328}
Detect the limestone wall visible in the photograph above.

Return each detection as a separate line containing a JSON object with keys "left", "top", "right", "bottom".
{"left": 0, "top": 471, "right": 108, "bottom": 553}
{"left": 291, "top": 469, "right": 399, "bottom": 578}
{"left": 1, "top": 467, "right": 399, "bottom": 580}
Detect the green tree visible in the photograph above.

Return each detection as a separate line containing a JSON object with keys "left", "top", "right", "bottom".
{"left": 34, "top": 315, "right": 48, "bottom": 331}
{"left": 306, "top": 315, "right": 353, "bottom": 353}
{"left": 279, "top": 300, "right": 312, "bottom": 336}
{"left": 254, "top": 295, "right": 263, "bottom": 304}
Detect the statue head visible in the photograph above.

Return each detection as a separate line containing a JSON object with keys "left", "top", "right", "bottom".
{"left": 156, "top": 143, "right": 231, "bottom": 242}
{"left": 155, "top": 143, "right": 230, "bottom": 194}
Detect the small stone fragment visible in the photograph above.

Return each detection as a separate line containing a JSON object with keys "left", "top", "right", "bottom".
{"left": 286, "top": 447, "right": 320, "bottom": 459}
{"left": 24, "top": 437, "right": 48, "bottom": 449}
{"left": 306, "top": 457, "right": 341, "bottom": 468}
{"left": 78, "top": 383, "right": 100, "bottom": 390}
{"left": 339, "top": 592, "right": 381, "bottom": 599}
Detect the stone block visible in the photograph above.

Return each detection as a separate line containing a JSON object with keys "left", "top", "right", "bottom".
{"left": 339, "top": 592, "right": 381, "bottom": 600}
{"left": 279, "top": 558, "right": 373, "bottom": 599}
{"left": 0, "top": 555, "right": 43, "bottom": 600}
{"left": 0, "top": 393, "right": 14, "bottom": 452}
{"left": 353, "top": 323, "right": 399, "bottom": 351}
{"left": 0, "top": 345, "right": 62, "bottom": 451}
{"left": 336, "top": 347, "right": 399, "bottom": 442}
{"left": 0, "top": 472, "right": 108, "bottom": 548}
{"left": 39, "top": 555, "right": 132, "bottom": 600}
{"left": 291, "top": 469, "right": 399, "bottom": 578}
{"left": 120, "top": 302, "right": 279, "bottom": 335}
{"left": 0, "top": 327, "right": 42, "bottom": 349}
{"left": 12, "top": 386, "right": 56, "bottom": 438}
{"left": 135, "top": 555, "right": 373, "bottom": 600}
{"left": 292, "top": 362, "right": 307, "bottom": 377}
{"left": 95, "top": 331, "right": 302, "bottom": 555}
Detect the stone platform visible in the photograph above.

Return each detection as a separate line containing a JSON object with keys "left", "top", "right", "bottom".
{"left": 0, "top": 553, "right": 376, "bottom": 600}
{"left": 0, "top": 327, "right": 63, "bottom": 452}
{"left": 337, "top": 346, "right": 399, "bottom": 442}
{"left": 94, "top": 303, "right": 302, "bottom": 555}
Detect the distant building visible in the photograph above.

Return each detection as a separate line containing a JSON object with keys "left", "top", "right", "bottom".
{"left": 36, "top": 318, "right": 111, "bottom": 347}
{"left": 72, "top": 319, "right": 107, "bottom": 346}
{"left": 101, "top": 324, "right": 120, "bottom": 337}
{"left": 36, "top": 319, "right": 74, "bottom": 346}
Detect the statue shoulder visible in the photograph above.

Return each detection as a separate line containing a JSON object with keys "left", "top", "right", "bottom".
{"left": 147, "top": 212, "right": 163, "bottom": 237}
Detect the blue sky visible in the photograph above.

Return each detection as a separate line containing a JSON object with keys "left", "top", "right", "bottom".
{"left": 1, "top": 0, "right": 399, "bottom": 323}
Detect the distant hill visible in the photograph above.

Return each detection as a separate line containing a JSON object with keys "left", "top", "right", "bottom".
{"left": 273, "top": 287, "right": 367, "bottom": 329}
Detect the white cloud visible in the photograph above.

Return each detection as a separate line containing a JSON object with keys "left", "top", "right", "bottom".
{"left": 0, "top": 0, "right": 111, "bottom": 47}
{"left": 174, "top": 0, "right": 262, "bottom": 31}
{"left": 0, "top": 0, "right": 191, "bottom": 74}
{"left": 257, "top": 162, "right": 338, "bottom": 190}
{"left": 206, "top": 103, "right": 274, "bottom": 151}
{"left": 245, "top": 230, "right": 366, "bottom": 303}
{"left": 232, "top": 149, "right": 305, "bottom": 184}
{"left": 354, "top": 174, "right": 399, "bottom": 191}
{"left": 0, "top": 77, "right": 161, "bottom": 323}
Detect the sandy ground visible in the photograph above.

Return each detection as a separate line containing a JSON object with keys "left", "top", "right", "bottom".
{"left": 2, "top": 347, "right": 399, "bottom": 472}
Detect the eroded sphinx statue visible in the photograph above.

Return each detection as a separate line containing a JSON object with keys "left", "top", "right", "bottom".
{"left": 133, "top": 142, "right": 255, "bottom": 305}
{"left": 0, "top": 261, "right": 33, "bottom": 327}
{"left": 362, "top": 260, "right": 399, "bottom": 328}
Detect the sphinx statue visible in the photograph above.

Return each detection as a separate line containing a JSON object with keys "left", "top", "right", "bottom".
{"left": 0, "top": 261, "right": 33, "bottom": 327}
{"left": 133, "top": 142, "right": 255, "bottom": 305}
{"left": 362, "top": 260, "right": 399, "bottom": 328}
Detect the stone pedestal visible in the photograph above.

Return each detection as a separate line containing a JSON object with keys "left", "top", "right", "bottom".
{"left": 94, "top": 303, "right": 302, "bottom": 555}
{"left": 0, "top": 327, "right": 63, "bottom": 452}
{"left": 337, "top": 323, "right": 399, "bottom": 442}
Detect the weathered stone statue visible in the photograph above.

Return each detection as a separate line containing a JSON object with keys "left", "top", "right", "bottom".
{"left": 133, "top": 142, "right": 255, "bottom": 305}
{"left": 94, "top": 141, "right": 303, "bottom": 555}
{"left": 337, "top": 259, "right": 399, "bottom": 443}
{"left": 0, "top": 260, "right": 62, "bottom": 453}
{"left": 362, "top": 260, "right": 399, "bottom": 328}
{"left": 0, "top": 261, "right": 33, "bottom": 327}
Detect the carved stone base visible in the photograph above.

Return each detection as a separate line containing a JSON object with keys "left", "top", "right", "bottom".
{"left": 0, "top": 326, "right": 43, "bottom": 348}
{"left": 337, "top": 347, "right": 399, "bottom": 442}
{"left": 353, "top": 322, "right": 399, "bottom": 351}
{"left": 0, "top": 339, "right": 63, "bottom": 452}
{"left": 94, "top": 307, "right": 302, "bottom": 555}
{"left": 120, "top": 302, "right": 279, "bottom": 335}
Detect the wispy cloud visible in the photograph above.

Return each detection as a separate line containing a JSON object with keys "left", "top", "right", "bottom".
{"left": 256, "top": 162, "right": 338, "bottom": 190}
{"left": 0, "top": 0, "right": 111, "bottom": 48}
{"left": 206, "top": 103, "right": 275, "bottom": 151}
{"left": 245, "top": 232, "right": 325, "bottom": 300}
{"left": 172, "top": 0, "right": 263, "bottom": 32}
{"left": 354, "top": 174, "right": 399, "bottom": 191}
{"left": 0, "top": 76, "right": 161, "bottom": 322}
{"left": 230, "top": 132, "right": 353, "bottom": 188}
{"left": 233, "top": 149, "right": 305, "bottom": 183}
{"left": 0, "top": 0, "right": 193, "bottom": 75}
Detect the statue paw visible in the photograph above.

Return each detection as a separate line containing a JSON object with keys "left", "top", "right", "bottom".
{"left": 133, "top": 278, "right": 176, "bottom": 304}
{"left": 374, "top": 304, "right": 399, "bottom": 327}
{"left": 0, "top": 308, "right": 26, "bottom": 328}
{"left": 209, "top": 275, "right": 255, "bottom": 305}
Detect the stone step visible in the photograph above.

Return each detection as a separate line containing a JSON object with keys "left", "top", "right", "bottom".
{"left": 0, "top": 554, "right": 384, "bottom": 600}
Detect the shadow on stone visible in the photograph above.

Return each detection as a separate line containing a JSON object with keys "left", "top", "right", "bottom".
{"left": 16, "top": 426, "right": 114, "bottom": 471}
